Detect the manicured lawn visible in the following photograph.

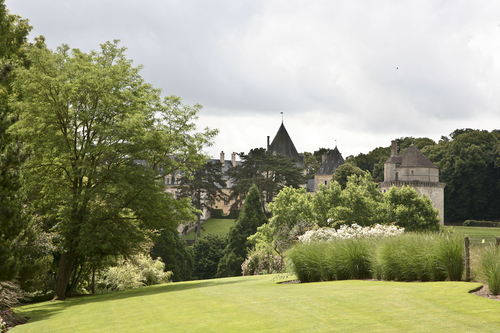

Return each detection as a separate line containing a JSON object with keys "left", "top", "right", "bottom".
{"left": 183, "top": 218, "right": 235, "bottom": 239}
{"left": 12, "top": 275, "right": 500, "bottom": 332}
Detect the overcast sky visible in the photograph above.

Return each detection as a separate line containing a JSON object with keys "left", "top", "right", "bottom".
{"left": 6, "top": 0, "right": 500, "bottom": 159}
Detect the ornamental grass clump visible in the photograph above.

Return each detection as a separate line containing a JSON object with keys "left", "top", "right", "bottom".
{"left": 478, "top": 245, "right": 500, "bottom": 295}
{"left": 374, "top": 233, "right": 463, "bottom": 282}
{"left": 374, "top": 233, "right": 441, "bottom": 281}
{"left": 287, "top": 242, "right": 334, "bottom": 282}
{"left": 330, "top": 238, "right": 373, "bottom": 280}
{"left": 433, "top": 233, "right": 464, "bottom": 281}
{"left": 288, "top": 238, "right": 373, "bottom": 282}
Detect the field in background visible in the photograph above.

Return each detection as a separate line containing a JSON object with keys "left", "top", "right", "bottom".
{"left": 12, "top": 275, "right": 500, "bottom": 333}
{"left": 183, "top": 218, "right": 235, "bottom": 239}
{"left": 447, "top": 226, "right": 500, "bottom": 245}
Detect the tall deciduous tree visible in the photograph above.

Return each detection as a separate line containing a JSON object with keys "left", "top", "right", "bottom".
{"left": 12, "top": 41, "right": 216, "bottom": 300}
{"left": 217, "top": 184, "right": 268, "bottom": 277}
{"left": 177, "top": 160, "right": 226, "bottom": 238}
{"left": 0, "top": 0, "right": 32, "bottom": 282}
{"left": 227, "top": 148, "right": 304, "bottom": 211}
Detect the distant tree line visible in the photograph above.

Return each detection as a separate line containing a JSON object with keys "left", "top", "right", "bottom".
{"left": 347, "top": 129, "right": 500, "bottom": 221}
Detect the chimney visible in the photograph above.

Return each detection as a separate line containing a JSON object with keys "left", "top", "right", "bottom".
{"left": 391, "top": 140, "right": 398, "bottom": 157}
{"left": 267, "top": 136, "right": 270, "bottom": 151}
{"left": 220, "top": 151, "right": 225, "bottom": 167}
{"left": 231, "top": 152, "right": 236, "bottom": 167}
{"left": 322, "top": 154, "right": 327, "bottom": 164}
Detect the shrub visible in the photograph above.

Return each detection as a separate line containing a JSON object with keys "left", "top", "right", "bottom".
{"left": 299, "top": 223, "right": 404, "bottom": 243}
{"left": 478, "top": 245, "right": 500, "bottom": 295}
{"left": 0, "top": 281, "right": 28, "bottom": 330}
{"left": 96, "top": 255, "right": 172, "bottom": 293}
{"left": 151, "top": 229, "right": 193, "bottom": 281}
{"left": 463, "top": 220, "right": 499, "bottom": 227}
{"left": 192, "top": 234, "right": 227, "bottom": 280}
{"left": 241, "top": 247, "right": 284, "bottom": 276}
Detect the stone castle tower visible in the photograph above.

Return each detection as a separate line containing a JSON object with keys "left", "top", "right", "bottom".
{"left": 379, "top": 140, "right": 446, "bottom": 224}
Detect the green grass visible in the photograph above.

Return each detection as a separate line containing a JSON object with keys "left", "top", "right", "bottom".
{"left": 11, "top": 275, "right": 500, "bottom": 332}
{"left": 446, "top": 226, "right": 500, "bottom": 245}
{"left": 183, "top": 218, "right": 235, "bottom": 239}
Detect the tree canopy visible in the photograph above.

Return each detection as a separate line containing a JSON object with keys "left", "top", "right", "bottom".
{"left": 226, "top": 148, "right": 305, "bottom": 211}
{"left": 11, "top": 41, "right": 216, "bottom": 299}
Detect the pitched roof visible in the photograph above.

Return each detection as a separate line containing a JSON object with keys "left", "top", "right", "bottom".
{"left": 315, "top": 147, "right": 345, "bottom": 175}
{"left": 268, "top": 122, "right": 304, "bottom": 167}
{"left": 398, "top": 144, "right": 438, "bottom": 168}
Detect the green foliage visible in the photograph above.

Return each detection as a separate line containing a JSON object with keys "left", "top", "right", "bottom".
{"left": 330, "top": 173, "right": 384, "bottom": 227}
{"left": 96, "top": 255, "right": 172, "bottom": 293}
{"left": 382, "top": 186, "right": 440, "bottom": 232}
{"left": 311, "top": 181, "right": 342, "bottom": 227}
{"left": 479, "top": 245, "right": 500, "bottom": 295}
{"left": 209, "top": 209, "right": 240, "bottom": 219}
{"left": 11, "top": 41, "right": 215, "bottom": 299}
{"left": 331, "top": 163, "right": 366, "bottom": 189}
{"left": 227, "top": 148, "right": 305, "bottom": 210}
{"left": 217, "top": 184, "right": 268, "bottom": 277}
{"left": 267, "top": 186, "right": 314, "bottom": 253}
{"left": 151, "top": 229, "right": 193, "bottom": 282}
{"left": 191, "top": 234, "right": 227, "bottom": 280}
{"left": 241, "top": 245, "right": 284, "bottom": 276}
{"left": 423, "top": 129, "right": 500, "bottom": 221}
{"left": 0, "top": 0, "right": 32, "bottom": 282}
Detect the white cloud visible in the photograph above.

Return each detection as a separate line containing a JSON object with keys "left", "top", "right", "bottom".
{"left": 6, "top": 0, "right": 500, "bottom": 159}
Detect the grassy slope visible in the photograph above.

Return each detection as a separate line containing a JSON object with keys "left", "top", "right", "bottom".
{"left": 183, "top": 218, "right": 235, "bottom": 239}
{"left": 12, "top": 275, "right": 500, "bottom": 333}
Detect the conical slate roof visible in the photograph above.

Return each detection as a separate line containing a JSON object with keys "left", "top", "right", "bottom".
{"left": 315, "top": 147, "right": 345, "bottom": 175}
{"left": 399, "top": 144, "right": 438, "bottom": 168}
{"left": 268, "top": 122, "right": 301, "bottom": 161}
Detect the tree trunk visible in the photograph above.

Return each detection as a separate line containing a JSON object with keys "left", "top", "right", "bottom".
{"left": 196, "top": 214, "right": 201, "bottom": 238}
{"left": 53, "top": 251, "right": 78, "bottom": 301}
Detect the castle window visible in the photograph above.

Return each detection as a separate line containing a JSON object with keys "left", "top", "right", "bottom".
{"left": 325, "top": 181, "right": 327, "bottom": 185}
{"left": 411, "top": 170, "right": 414, "bottom": 175}
{"left": 395, "top": 172, "right": 398, "bottom": 181}
{"left": 166, "top": 178, "right": 170, "bottom": 184}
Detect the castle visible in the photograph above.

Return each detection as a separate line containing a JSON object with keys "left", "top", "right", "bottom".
{"left": 379, "top": 140, "right": 446, "bottom": 224}
{"left": 169, "top": 122, "right": 446, "bottom": 229}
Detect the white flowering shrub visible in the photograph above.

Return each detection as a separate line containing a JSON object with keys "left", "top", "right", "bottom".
{"left": 96, "top": 254, "right": 173, "bottom": 293}
{"left": 241, "top": 248, "right": 284, "bottom": 276}
{"left": 298, "top": 223, "right": 404, "bottom": 243}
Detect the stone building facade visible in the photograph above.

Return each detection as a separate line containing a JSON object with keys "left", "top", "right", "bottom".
{"left": 379, "top": 140, "right": 446, "bottom": 224}
{"left": 313, "top": 147, "right": 345, "bottom": 191}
